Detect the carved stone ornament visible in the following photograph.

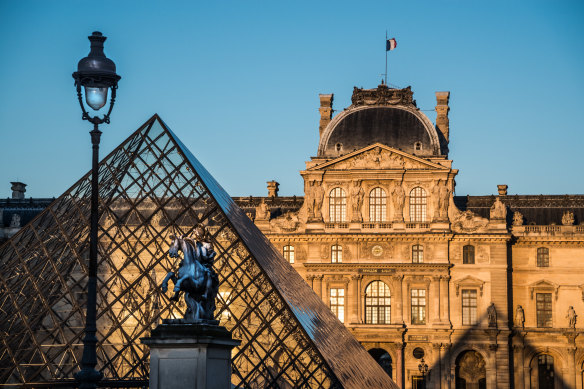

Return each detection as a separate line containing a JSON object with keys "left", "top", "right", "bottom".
{"left": 451, "top": 210, "right": 488, "bottom": 233}
{"left": 306, "top": 180, "right": 324, "bottom": 222}
{"left": 391, "top": 182, "right": 406, "bottom": 222}
{"left": 371, "top": 245, "right": 383, "bottom": 257}
{"left": 562, "top": 210, "right": 575, "bottom": 226}
{"left": 515, "top": 305, "right": 525, "bottom": 328}
{"left": 255, "top": 199, "right": 270, "bottom": 220}
{"left": 329, "top": 147, "right": 426, "bottom": 171}
{"left": 566, "top": 306, "right": 577, "bottom": 329}
{"left": 512, "top": 211, "right": 523, "bottom": 226}
{"left": 431, "top": 179, "right": 450, "bottom": 221}
{"left": 457, "top": 351, "right": 486, "bottom": 384}
{"left": 349, "top": 180, "right": 365, "bottom": 222}
{"left": 270, "top": 211, "right": 300, "bottom": 232}
{"left": 9, "top": 213, "right": 21, "bottom": 228}
{"left": 351, "top": 84, "right": 415, "bottom": 107}
{"left": 487, "top": 303, "right": 497, "bottom": 327}
{"left": 490, "top": 197, "right": 507, "bottom": 220}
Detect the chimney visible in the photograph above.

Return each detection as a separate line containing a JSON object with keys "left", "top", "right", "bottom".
{"left": 318, "top": 94, "right": 334, "bottom": 138}
{"left": 435, "top": 91, "right": 450, "bottom": 142}
{"left": 497, "top": 184, "right": 508, "bottom": 196}
{"left": 267, "top": 181, "right": 279, "bottom": 198}
{"left": 11, "top": 182, "right": 27, "bottom": 200}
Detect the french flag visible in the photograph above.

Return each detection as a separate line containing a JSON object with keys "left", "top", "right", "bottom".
{"left": 386, "top": 38, "right": 397, "bottom": 51}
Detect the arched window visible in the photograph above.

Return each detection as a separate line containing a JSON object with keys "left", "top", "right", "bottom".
{"left": 365, "top": 281, "right": 391, "bottom": 324}
{"left": 537, "top": 354, "right": 554, "bottom": 389}
{"left": 412, "top": 244, "right": 424, "bottom": 263}
{"left": 329, "top": 187, "right": 347, "bottom": 223}
{"left": 463, "top": 245, "right": 475, "bottom": 264}
{"left": 409, "top": 187, "right": 427, "bottom": 222}
{"left": 331, "top": 245, "right": 342, "bottom": 263}
{"left": 369, "top": 187, "right": 387, "bottom": 222}
{"left": 283, "top": 245, "right": 294, "bottom": 264}
{"left": 368, "top": 348, "right": 392, "bottom": 378}
{"left": 537, "top": 247, "right": 549, "bottom": 267}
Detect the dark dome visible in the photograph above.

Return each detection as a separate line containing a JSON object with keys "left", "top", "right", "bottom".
{"left": 320, "top": 106, "right": 438, "bottom": 157}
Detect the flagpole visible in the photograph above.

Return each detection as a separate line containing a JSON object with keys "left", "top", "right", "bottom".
{"left": 385, "top": 30, "right": 388, "bottom": 85}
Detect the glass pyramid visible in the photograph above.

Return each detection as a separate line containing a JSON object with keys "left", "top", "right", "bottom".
{"left": 0, "top": 115, "right": 396, "bottom": 388}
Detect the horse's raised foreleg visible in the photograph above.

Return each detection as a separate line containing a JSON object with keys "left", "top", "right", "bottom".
{"left": 173, "top": 274, "right": 189, "bottom": 292}
{"left": 161, "top": 272, "right": 176, "bottom": 293}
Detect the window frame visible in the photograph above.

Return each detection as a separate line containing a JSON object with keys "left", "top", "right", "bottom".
{"left": 369, "top": 187, "right": 387, "bottom": 222}
{"left": 463, "top": 245, "right": 475, "bottom": 264}
{"left": 536, "top": 292, "right": 552, "bottom": 328}
{"left": 409, "top": 187, "right": 427, "bottom": 222}
{"left": 461, "top": 289, "right": 478, "bottom": 325}
{"left": 537, "top": 247, "right": 550, "bottom": 267}
{"left": 412, "top": 244, "right": 424, "bottom": 263}
{"left": 410, "top": 288, "right": 426, "bottom": 325}
{"left": 365, "top": 281, "right": 391, "bottom": 324}
{"left": 329, "top": 287, "right": 345, "bottom": 323}
{"left": 329, "top": 187, "right": 347, "bottom": 223}
{"left": 283, "top": 245, "right": 294, "bottom": 264}
{"left": 331, "top": 244, "right": 342, "bottom": 263}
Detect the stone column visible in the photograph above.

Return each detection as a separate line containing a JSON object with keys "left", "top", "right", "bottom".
{"left": 432, "top": 276, "right": 441, "bottom": 324}
{"left": 306, "top": 275, "right": 314, "bottom": 290}
{"left": 440, "top": 276, "right": 450, "bottom": 324}
{"left": 395, "top": 342, "right": 404, "bottom": 389}
{"left": 402, "top": 279, "right": 409, "bottom": 324}
{"left": 440, "top": 344, "right": 450, "bottom": 389}
{"left": 392, "top": 275, "right": 404, "bottom": 325}
{"left": 350, "top": 275, "right": 360, "bottom": 324}
{"left": 514, "top": 345, "right": 526, "bottom": 389}
{"left": 313, "top": 275, "right": 323, "bottom": 299}
{"left": 142, "top": 323, "right": 240, "bottom": 389}
{"left": 568, "top": 347, "right": 577, "bottom": 389}
{"left": 487, "top": 344, "right": 498, "bottom": 389}
{"left": 432, "top": 343, "right": 442, "bottom": 389}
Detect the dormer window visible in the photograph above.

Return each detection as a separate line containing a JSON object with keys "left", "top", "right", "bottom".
{"left": 335, "top": 143, "right": 343, "bottom": 153}
{"left": 414, "top": 142, "right": 422, "bottom": 151}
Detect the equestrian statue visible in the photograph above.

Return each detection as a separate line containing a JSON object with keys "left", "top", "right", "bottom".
{"left": 161, "top": 224, "right": 219, "bottom": 323}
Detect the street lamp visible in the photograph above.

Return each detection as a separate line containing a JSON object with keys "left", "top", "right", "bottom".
{"left": 72, "top": 31, "right": 120, "bottom": 389}
{"left": 418, "top": 357, "right": 429, "bottom": 387}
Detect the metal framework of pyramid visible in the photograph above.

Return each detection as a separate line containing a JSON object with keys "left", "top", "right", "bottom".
{"left": 0, "top": 115, "right": 396, "bottom": 388}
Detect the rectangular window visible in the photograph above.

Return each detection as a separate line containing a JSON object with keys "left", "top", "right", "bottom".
{"left": 536, "top": 293, "right": 552, "bottom": 327}
{"left": 411, "top": 289, "right": 426, "bottom": 325}
{"left": 331, "top": 245, "right": 342, "bottom": 263}
{"left": 412, "top": 245, "right": 424, "bottom": 263}
{"left": 461, "top": 289, "right": 477, "bottom": 325}
{"left": 330, "top": 288, "right": 345, "bottom": 323}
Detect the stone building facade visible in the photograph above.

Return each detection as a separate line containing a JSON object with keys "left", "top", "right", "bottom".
{"left": 233, "top": 83, "right": 584, "bottom": 389}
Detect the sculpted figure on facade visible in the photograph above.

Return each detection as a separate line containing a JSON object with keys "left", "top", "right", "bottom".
{"left": 562, "top": 211, "right": 575, "bottom": 226}
{"left": 487, "top": 302, "right": 497, "bottom": 327}
{"left": 567, "top": 306, "right": 577, "bottom": 328}
{"left": 490, "top": 197, "right": 507, "bottom": 220}
{"left": 512, "top": 211, "right": 523, "bottom": 226}
{"left": 451, "top": 206, "right": 489, "bottom": 233}
{"left": 255, "top": 199, "right": 270, "bottom": 220}
{"left": 515, "top": 305, "right": 525, "bottom": 328}
{"left": 350, "top": 180, "right": 364, "bottom": 222}
{"left": 306, "top": 180, "right": 324, "bottom": 222}
{"left": 391, "top": 181, "right": 405, "bottom": 222}
{"left": 432, "top": 179, "right": 450, "bottom": 221}
{"left": 9, "top": 213, "right": 21, "bottom": 228}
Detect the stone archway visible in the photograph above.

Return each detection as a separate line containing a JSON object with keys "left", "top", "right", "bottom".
{"left": 369, "top": 348, "right": 393, "bottom": 378}
{"left": 455, "top": 350, "right": 486, "bottom": 389}
{"left": 529, "top": 354, "right": 556, "bottom": 389}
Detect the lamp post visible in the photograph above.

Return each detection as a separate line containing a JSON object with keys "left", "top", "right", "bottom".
{"left": 72, "top": 31, "right": 120, "bottom": 389}
{"left": 418, "top": 357, "right": 429, "bottom": 388}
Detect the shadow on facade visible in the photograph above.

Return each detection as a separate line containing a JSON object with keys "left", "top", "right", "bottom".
{"left": 368, "top": 309, "right": 574, "bottom": 389}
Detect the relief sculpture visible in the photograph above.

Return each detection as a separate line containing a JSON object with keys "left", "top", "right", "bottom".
{"left": 391, "top": 182, "right": 405, "bottom": 222}
{"left": 350, "top": 180, "right": 364, "bottom": 222}
{"left": 306, "top": 180, "right": 324, "bottom": 222}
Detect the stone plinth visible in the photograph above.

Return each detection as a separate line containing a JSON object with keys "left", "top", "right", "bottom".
{"left": 141, "top": 323, "right": 240, "bottom": 389}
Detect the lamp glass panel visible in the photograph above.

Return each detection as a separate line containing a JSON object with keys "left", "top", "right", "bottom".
{"left": 84, "top": 86, "right": 108, "bottom": 111}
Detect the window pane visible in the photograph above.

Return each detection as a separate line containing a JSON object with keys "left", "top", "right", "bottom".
{"left": 412, "top": 245, "right": 424, "bottom": 263}
{"left": 331, "top": 245, "right": 342, "bottom": 263}
{"left": 537, "top": 247, "right": 549, "bottom": 267}
{"left": 329, "top": 187, "right": 347, "bottom": 222}
{"left": 409, "top": 187, "right": 427, "bottom": 222}
{"left": 330, "top": 288, "right": 345, "bottom": 323}
{"left": 365, "top": 281, "right": 391, "bottom": 324}
{"left": 369, "top": 187, "right": 387, "bottom": 222}
{"left": 463, "top": 245, "right": 475, "bottom": 264}
{"left": 283, "top": 245, "right": 294, "bottom": 264}
{"left": 536, "top": 293, "right": 552, "bottom": 327}
{"left": 462, "top": 289, "right": 477, "bottom": 325}
{"left": 411, "top": 288, "right": 426, "bottom": 324}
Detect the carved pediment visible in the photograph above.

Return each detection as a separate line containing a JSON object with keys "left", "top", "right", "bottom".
{"left": 529, "top": 280, "right": 559, "bottom": 300}
{"left": 308, "top": 144, "right": 447, "bottom": 172}
{"left": 454, "top": 276, "right": 485, "bottom": 296}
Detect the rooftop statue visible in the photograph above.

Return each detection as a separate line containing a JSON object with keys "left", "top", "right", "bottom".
{"left": 161, "top": 224, "right": 219, "bottom": 323}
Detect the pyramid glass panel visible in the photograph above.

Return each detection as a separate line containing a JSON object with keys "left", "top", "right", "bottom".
{"left": 0, "top": 115, "right": 396, "bottom": 388}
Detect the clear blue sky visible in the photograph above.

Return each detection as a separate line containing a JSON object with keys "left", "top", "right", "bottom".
{"left": 1, "top": 1, "right": 583, "bottom": 198}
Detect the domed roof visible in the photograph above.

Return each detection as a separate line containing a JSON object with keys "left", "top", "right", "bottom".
{"left": 318, "top": 85, "right": 442, "bottom": 157}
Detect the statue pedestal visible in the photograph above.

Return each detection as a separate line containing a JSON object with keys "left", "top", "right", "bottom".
{"left": 142, "top": 323, "right": 240, "bottom": 389}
